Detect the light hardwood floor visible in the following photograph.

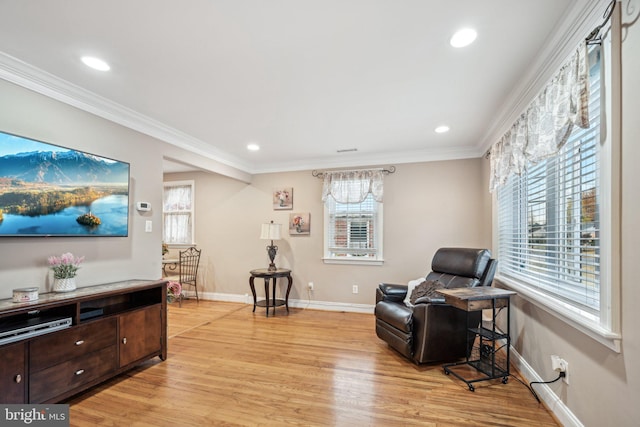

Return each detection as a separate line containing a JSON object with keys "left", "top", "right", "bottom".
{"left": 67, "top": 300, "right": 559, "bottom": 426}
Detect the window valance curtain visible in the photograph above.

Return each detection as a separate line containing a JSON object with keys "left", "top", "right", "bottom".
{"left": 321, "top": 169, "right": 384, "bottom": 203}
{"left": 489, "top": 41, "right": 591, "bottom": 192}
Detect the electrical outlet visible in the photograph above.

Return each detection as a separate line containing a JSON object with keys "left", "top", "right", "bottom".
{"left": 352, "top": 285, "right": 359, "bottom": 294}
{"left": 551, "top": 355, "right": 569, "bottom": 384}
{"left": 308, "top": 282, "right": 314, "bottom": 291}
{"left": 560, "top": 359, "right": 569, "bottom": 385}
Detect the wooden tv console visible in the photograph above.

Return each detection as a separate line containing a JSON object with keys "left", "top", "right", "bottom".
{"left": 0, "top": 279, "right": 167, "bottom": 404}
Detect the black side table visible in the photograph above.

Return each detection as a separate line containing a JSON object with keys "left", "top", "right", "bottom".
{"left": 249, "top": 268, "right": 293, "bottom": 317}
{"left": 438, "top": 287, "right": 516, "bottom": 391}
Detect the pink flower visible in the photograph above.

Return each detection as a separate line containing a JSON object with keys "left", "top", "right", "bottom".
{"left": 167, "top": 281, "right": 182, "bottom": 296}
{"left": 48, "top": 252, "right": 84, "bottom": 279}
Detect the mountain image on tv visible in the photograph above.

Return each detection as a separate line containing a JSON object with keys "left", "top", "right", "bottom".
{"left": 0, "top": 131, "right": 130, "bottom": 236}
{"left": 0, "top": 150, "right": 129, "bottom": 184}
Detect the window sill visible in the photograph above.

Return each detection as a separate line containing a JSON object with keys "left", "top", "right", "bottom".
{"left": 495, "top": 275, "right": 621, "bottom": 353}
{"left": 322, "top": 257, "right": 384, "bottom": 266}
{"left": 166, "top": 243, "right": 196, "bottom": 249}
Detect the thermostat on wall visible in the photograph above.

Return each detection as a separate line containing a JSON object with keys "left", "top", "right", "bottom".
{"left": 136, "top": 202, "right": 151, "bottom": 211}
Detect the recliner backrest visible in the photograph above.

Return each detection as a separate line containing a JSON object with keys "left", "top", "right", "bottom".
{"left": 425, "top": 248, "right": 492, "bottom": 289}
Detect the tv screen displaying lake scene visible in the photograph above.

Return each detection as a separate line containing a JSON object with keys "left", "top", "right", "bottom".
{"left": 0, "top": 130, "right": 130, "bottom": 237}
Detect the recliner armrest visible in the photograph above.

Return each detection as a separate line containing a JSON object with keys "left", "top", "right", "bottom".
{"left": 377, "top": 283, "right": 408, "bottom": 303}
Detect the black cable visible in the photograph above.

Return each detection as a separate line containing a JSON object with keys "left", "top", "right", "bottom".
{"left": 507, "top": 371, "right": 565, "bottom": 403}
{"left": 527, "top": 371, "right": 566, "bottom": 403}
{"left": 508, "top": 374, "right": 541, "bottom": 403}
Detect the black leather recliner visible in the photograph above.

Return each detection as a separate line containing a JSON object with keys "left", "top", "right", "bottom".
{"left": 375, "top": 248, "right": 497, "bottom": 364}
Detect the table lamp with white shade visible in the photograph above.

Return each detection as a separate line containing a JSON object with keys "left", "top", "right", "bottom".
{"left": 260, "top": 220, "right": 282, "bottom": 271}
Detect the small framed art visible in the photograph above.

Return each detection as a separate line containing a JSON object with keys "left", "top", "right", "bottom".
{"left": 290, "top": 212, "right": 310, "bottom": 235}
{"left": 273, "top": 187, "right": 293, "bottom": 210}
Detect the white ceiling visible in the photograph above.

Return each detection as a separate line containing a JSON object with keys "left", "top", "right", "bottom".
{"left": 0, "top": 0, "right": 594, "bottom": 175}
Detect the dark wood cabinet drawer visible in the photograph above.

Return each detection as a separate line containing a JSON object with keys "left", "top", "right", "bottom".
{"left": 0, "top": 342, "right": 27, "bottom": 403}
{"left": 30, "top": 318, "right": 116, "bottom": 372}
{"left": 29, "top": 345, "right": 117, "bottom": 403}
{"left": 119, "top": 305, "right": 162, "bottom": 367}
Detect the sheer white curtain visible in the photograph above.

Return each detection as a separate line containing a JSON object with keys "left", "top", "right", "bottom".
{"left": 163, "top": 213, "right": 191, "bottom": 244}
{"left": 321, "top": 169, "right": 384, "bottom": 203}
{"left": 490, "top": 41, "right": 591, "bottom": 192}
{"left": 163, "top": 184, "right": 193, "bottom": 244}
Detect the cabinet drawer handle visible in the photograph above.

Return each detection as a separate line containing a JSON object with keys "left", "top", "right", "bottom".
{"left": 75, "top": 369, "right": 85, "bottom": 376}
{"left": 122, "top": 337, "right": 127, "bottom": 344}
{"left": 75, "top": 340, "right": 85, "bottom": 346}
{"left": 15, "top": 374, "right": 22, "bottom": 384}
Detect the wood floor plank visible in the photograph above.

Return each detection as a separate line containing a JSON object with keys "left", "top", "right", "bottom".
{"left": 66, "top": 301, "right": 559, "bottom": 426}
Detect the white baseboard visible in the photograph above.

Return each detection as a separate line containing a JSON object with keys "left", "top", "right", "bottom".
{"left": 288, "top": 298, "right": 375, "bottom": 313}
{"left": 510, "top": 347, "right": 583, "bottom": 427}
{"left": 182, "top": 291, "right": 375, "bottom": 314}
{"left": 187, "top": 291, "right": 248, "bottom": 303}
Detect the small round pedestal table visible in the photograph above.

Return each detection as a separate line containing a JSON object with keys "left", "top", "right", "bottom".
{"left": 249, "top": 268, "right": 292, "bottom": 317}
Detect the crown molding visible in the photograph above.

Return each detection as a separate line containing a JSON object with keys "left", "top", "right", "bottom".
{"left": 478, "top": 0, "right": 608, "bottom": 154}
{"left": 250, "top": 145, "right": 484, "bottom": 174}
{"left": 0, "top": 52, "right": 252, "bottom": 173}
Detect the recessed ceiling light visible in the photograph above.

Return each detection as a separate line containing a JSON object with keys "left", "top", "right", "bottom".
{"left": 247, "top": 143, "right": 260, "bottom": 151}
{"left": 450, "top": 28, "right": 477, "bottom": 48}
{"left": 81, "top": 56, "right": 111, "bottom": 71}
{"left": 435, "top": 125, "right": 450, "bottom": 134}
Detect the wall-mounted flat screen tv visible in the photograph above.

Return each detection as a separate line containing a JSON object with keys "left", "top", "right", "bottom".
{"left": 0, "top": 130, "right": 130, "bottom": 237}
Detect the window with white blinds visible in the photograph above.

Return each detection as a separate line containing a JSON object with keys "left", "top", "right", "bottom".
{"left": 324, "top": 193, "right": 382, "bottom": 261}
{"left": 163, "top": 180, "right": 195, "bottom": 245}
{"left": 497, "top": 47, "right": 602, "bottom": 315}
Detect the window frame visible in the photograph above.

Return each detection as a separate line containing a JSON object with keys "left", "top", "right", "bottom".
{"left": 162, "top": 180, "right": 196, "bottom": 246}
{"left": 493, "top": 41, "right": 621, "bottom": 352}
{"left": 323, "top": 193, "right": 384, "bottom": 265}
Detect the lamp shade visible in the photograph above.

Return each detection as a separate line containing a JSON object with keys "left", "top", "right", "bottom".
{"left": 260, "top": 222, "right": 282, "bottom": 240}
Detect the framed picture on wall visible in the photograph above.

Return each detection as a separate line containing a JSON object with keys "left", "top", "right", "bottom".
{"left": 289, "top": 212, "right": 310, "bottom": 235}
{"left": 273, "top": 187, "right": 293, "bottom": 210}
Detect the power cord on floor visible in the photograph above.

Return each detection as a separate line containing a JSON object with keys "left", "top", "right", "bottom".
{"left": 514, "top": 371, "right": 565, "bottom": 403}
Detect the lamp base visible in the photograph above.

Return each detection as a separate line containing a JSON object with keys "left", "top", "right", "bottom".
{"left": 266, "top": 243, "right": 278, "bottom": 271}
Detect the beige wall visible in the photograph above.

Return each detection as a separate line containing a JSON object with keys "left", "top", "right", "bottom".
{"left": 493, "top": 5, "right": 640, "bottom": 426}
{"left": 0, "top": 79, "right": 166, "bottom": 298}
{"left": 165, "top": 158, "right": 491, "bottom": 307}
